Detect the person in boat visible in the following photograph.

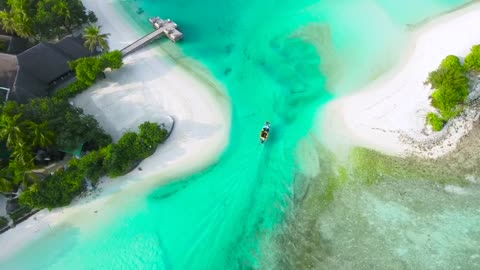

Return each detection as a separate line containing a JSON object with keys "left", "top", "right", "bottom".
{"left": 263, "top": 121, "right": 270, "bottom": 131}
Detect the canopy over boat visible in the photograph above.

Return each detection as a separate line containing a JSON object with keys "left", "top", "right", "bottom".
{"left": 260, "top": 121, "right": 270, "bottom": 143}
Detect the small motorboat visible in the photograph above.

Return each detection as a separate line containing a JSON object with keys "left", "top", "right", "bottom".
{"left": 260, "top": 121, "right": 271, "bottom": 143}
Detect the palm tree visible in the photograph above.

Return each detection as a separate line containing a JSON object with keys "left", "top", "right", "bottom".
{"left": 26, "top": 121, "right": 54, "bottom": 148}
{"left": 0, "top": 169, "right": 14, "bottom": 194}
{"left": 0, "top": 114, "right": 25, "bottom": 148}
{"left": 8, "top": 159, "right": 37, "bottom": 189}
{"left": 12, "top": 142, "right": 33, "bottom": 168}
{"left": 83, "top": 24, "right": 110, "bottom": 52}
{"left": 53, "top": 0, "right": 73, "bottom": 33}
{"left": 12, "top": 10, "right": 34, "bottom": 38}
{"left": 0, "top": 11, "right": 16, "bottom": 34}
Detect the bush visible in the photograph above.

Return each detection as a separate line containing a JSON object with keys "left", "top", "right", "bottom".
{"left": 137, "top": 122, "right": 168, "bottom": 158}
{"left": 18, "top": 98, "right": 112, "bottom": 150}
{"left": 426, "top": 59, "right": 469, "bottom": 121}
{"left": 69, "top": 50, "right": 123, "bottom": 86}
{"left": 88, "top": 11, "right": 98, "bottom": 23}
{"left": 426, "top": 112, "right": 445, "bottom": 131}
{"left": 0, "top": 216, "right": 7, "bottom": 228}
{"left": 104, "top": 132, "right": 140, "bottom": 177}
{"left": 104, "top": 123, "right": 169, "bottom": 177}
{"left": 19, "top": 121, "right": 168, "bottom": 209}
{"left": 464, "top": 45, "right": 480, "bottom": 71}
{"left": 69, "top": 150, "right": 107, "bottom": 184}
{"left": 426, "top": 67, "right": 469, "bottom": 91}
{"left": 53, "top": 80, "right": 89, "bottom": 100}
{"left": 20, "top": 168, "right": 85, "bottom": 209}
{"left": 440, "top": 55, "right": 463, "bottom": 71}
{"left": 69, "top": 57, "right": 105, "bottom": 86}
{"left": 431, "top": 86, "right": 467, "bottom": 119}
{"left": 103, "top": 50, "right": 124, "bottom": 70}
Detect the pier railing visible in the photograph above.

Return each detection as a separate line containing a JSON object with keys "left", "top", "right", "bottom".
{"left": 120, "top": 17, "right": 183, "bottom": 57}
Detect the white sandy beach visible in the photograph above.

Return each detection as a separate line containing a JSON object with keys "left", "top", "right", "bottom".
{"left": 0, "top": 0, "right": 231, "bottom": 259}
{"left": 319, "top": 2, "right": 480, "bottom": 159}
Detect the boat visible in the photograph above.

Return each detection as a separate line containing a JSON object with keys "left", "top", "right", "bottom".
{"left": 260, "top": 121, "right": 270, "bottom": 143}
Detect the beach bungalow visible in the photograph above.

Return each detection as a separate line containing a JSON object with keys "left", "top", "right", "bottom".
{"left": 0, "top": 36, "right": 94, "bottom": 104}
{"left": 0, "top": 35, "right": 30, "bottom": 55}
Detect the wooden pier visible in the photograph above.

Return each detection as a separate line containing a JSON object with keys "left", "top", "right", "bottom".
{"left": 121, "top": 17, "right": 183, "bottom": 56}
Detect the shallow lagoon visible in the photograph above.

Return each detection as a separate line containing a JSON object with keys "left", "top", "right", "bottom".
{"left": 2, "top": 0, "right": 475, "bottom": 269}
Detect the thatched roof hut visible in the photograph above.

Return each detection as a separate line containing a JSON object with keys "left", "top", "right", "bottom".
{"left": 0, "top": 36, "right": 93, "bottom": 103}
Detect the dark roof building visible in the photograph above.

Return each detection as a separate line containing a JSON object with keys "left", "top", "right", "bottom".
{"left": 0, "top": 34, "right": 30, "bottom": 55}
{"left": 0, "top": 36, "right": 92, "bottom": 104}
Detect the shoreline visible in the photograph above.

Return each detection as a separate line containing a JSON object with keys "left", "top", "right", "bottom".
{"left": 0, "top": 0, "right": 231, "bottom": 260}
{"left": 318, "top": 1, "right": 480, "bottom": 159}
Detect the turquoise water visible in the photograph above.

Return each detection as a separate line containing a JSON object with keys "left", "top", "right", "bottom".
{"left": 1, "top": 0, "right": 472, "bottom": 269}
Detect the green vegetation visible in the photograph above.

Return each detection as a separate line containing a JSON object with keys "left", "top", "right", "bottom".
{"left": 0, "top": 29, "right": 129, "bottom": 211}
{"left": 0, "top": 1, "right": 149, "bottom": 214}
{"left": 425, "top": 54, "right": 470, "bottom": 129}
{"left": 6, "top": 98, "right": 112, "bottom": 150}
{"left": 20, "top": 121, "right": 168, "bottom": 209}
{"left": 83, "top": 24, "right": 110, "bottom": 52}
{"left": 54, "top": 51, "right": 123, "bottom": 98}
{"left": 426, "top": 112, "right": 445, "bottom": 131}
{"left": 105, "top": 122, "right": 168, "bottom": 177}
{"left": 69, "top": 50, "right": 124, "bottom": 86}
{"left": 350, "top": 147, "right": 470, "bottom": 186}
{"left": 0, "top": 216, "right": 7, "bottom": 228}
{"left": 69, "top": 57, "right": 105, "bottom": 86}
{"left": 69, "top": 150, "right": 107, "bottom": 184}
{"left": 0, "top": 39, "right": 7, "bottom": 52}
{"left": 0, "top": 98, "right": 112, "bottom": 194}
{"left": 440, "top": 55, "right": 464, "bottom": 71}
{"left": 53, "top": 81, "right": 89, "bottom": 100}
{"left": 464, "top": 45, "right": 480, "bottom": 71}
{"left": 103, "top": 50, "right": 124, "bottom": 69}
{"left": 427, "top": 66, "right": 468, "bottom": 92}
{"left": 0, "top": 2, "right": 140, "bottom": 216}
{"left": 0, "top": 0, "right": 96, "bottom": 40}
{"left": 273, "top": 139, "right": 480, "bottom": 269}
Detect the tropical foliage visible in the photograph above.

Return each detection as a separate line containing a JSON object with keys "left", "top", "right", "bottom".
{"left": 103, "top": 132, "right": 139, "bottom": 177}
{"left": 53, "top": 80, "right": 89, "bottom": 100}
{"left": 0, "top": 114, "right": 25, "bottom": 148}
{"left": 464, "top": 45, "right": 480, "bottom": 71}
{"left": 440, "top": 55, "right": 464, "bottom": 71}
{"left": 83, "top": 24, "right": 110, "bottom": 52}
{"left": 0, "top": 216, "right": 7, "bottom": 228}
{"left": 426, "top": 112, "right": 445, "bottom": 131}
{"left": 0, "top": 0, "right": 96, "bottom": 40}
{"left": 69, "top": 50, "right": 124, "bottom": 86}
{"left": 69, "top": 56, "right": 105, "bottom": 86}
{"left": 0, "top": 98, "right": 112, "bottom": 194}
{"left": 103, "top": 122, "right": 168, "bottom": 177}
{"left": 27, "top": 121, "right": 54, "bottom": 148}
{"left": 425, "top": 54, "right": 470, "bottom": 128}
{"left": 20, "top": 121, "right": 169, "bottom": 209}
{"left": 426, "top": 65, "right": 468, "bottom": 92}
{"left": 7, "top": 98, "right": 112, "bottom": 150}
{"left": 103, "top": 50, "right": 124, "bottom": 69}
